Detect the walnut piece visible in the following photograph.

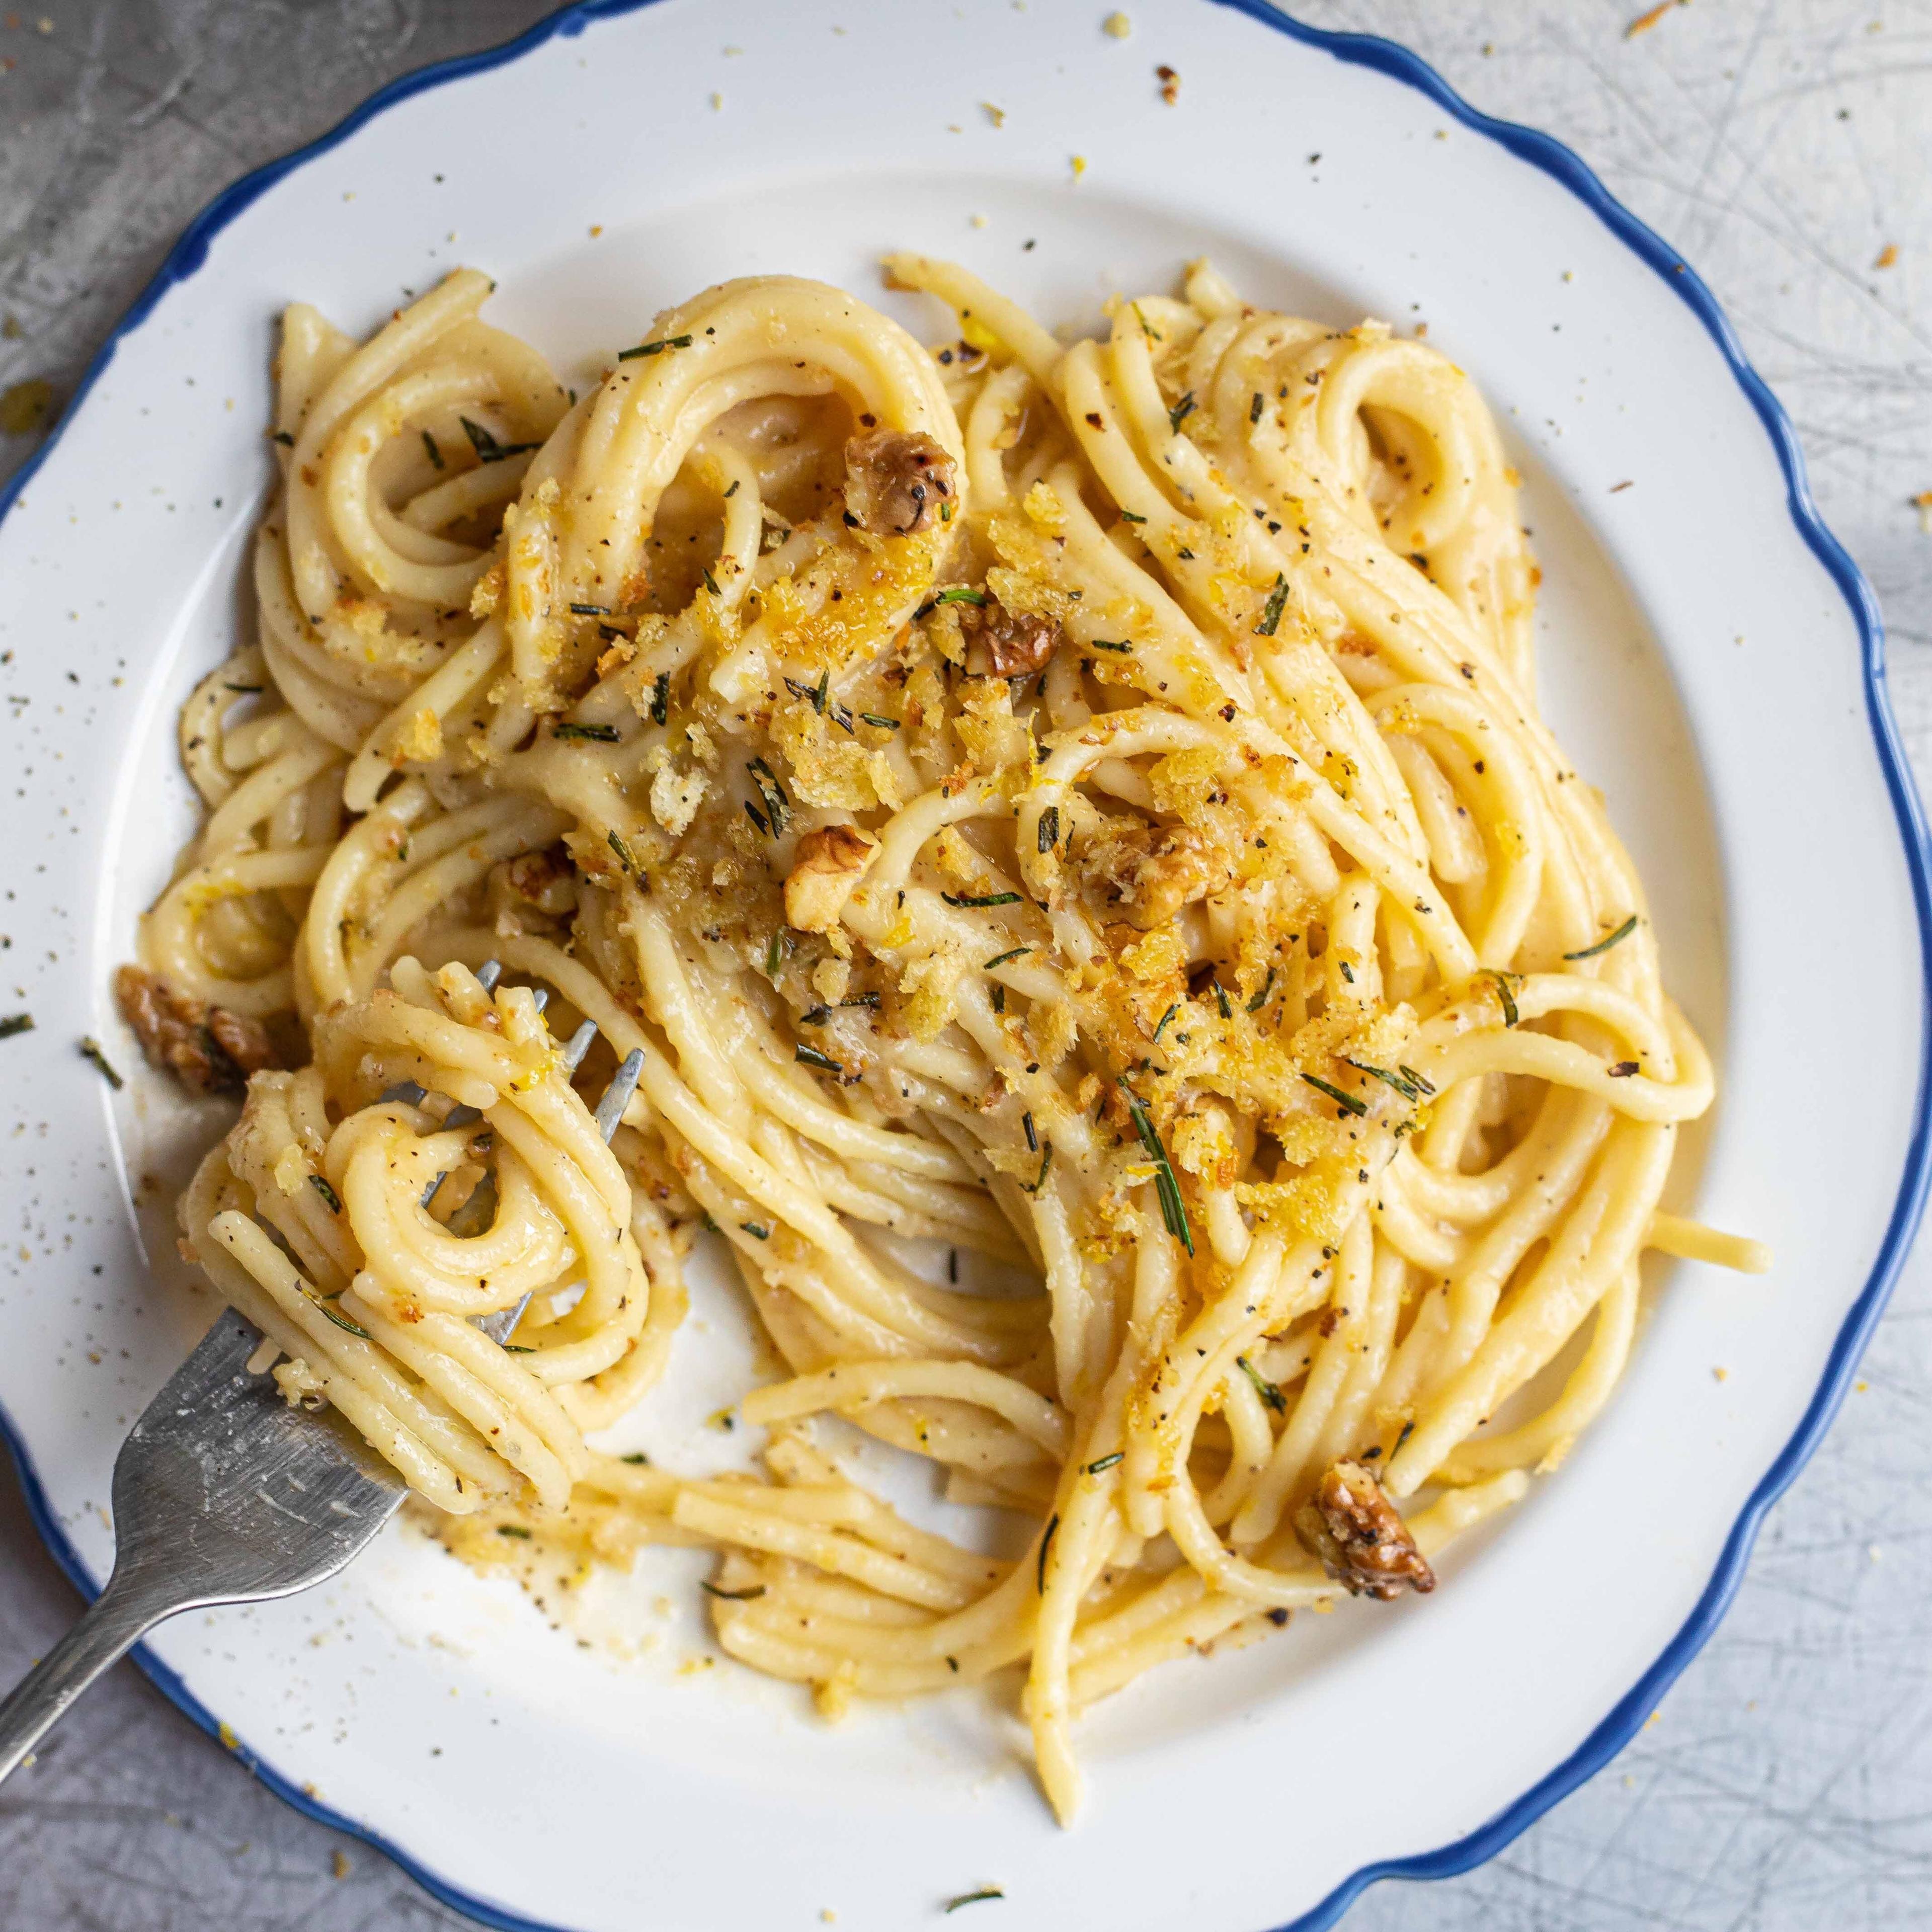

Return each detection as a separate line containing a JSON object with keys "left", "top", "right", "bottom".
{"left": 844, "top": 429, "right": 956, "bottom": 536}
{"left": 961, "top": 595, "right": 1062, "bottom": 679}
{"left": 1082, "top": 823, "right": 1225, "bottom": 930}
{"left": 112, "top": 964, "right": 281, "bottom": 1098}
{"left": 1294, "top": 1459, "right": 1435, "bottom": 1600}
{"left": 783, "top": 824, "right": 879, "bottom": 932}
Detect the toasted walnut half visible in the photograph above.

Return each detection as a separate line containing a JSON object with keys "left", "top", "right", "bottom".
{"left": 961, "top": 595, "right": 1062, "bottom": 679}
{"left": 1294, "top": 1458, "right": 1436, "bottom": 1601}
{"left": 783, "top": 824, "right": 879, "bottom": 932}
{"left": 112, "top": 965, "right": 281, "bottom": 1098}
{"left": 844, "top": 429, "right": 956, "bottom": 536}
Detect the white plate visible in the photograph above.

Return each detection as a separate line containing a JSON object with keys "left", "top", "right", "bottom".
{"left": 2, "top": 3, "right": 1926, "bottom": 1927}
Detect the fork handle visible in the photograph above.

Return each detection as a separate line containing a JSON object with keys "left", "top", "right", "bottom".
{"left": 0, "top": 1569, "right": 183, "bottom": 1786}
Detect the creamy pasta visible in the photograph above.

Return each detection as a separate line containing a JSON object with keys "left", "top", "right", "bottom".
{"left": 125, "top": 256, "right": 1764, "bottom": 1823}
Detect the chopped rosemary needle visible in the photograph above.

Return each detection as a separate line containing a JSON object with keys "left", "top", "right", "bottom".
{"left": 942, "top": 891, "right": 1022, "bottom": 908}
{"left": 650, "top": 671, "right": 670, "bottom": 727}
{"left": 309, "top": 1173, "right": 344, "bottom": 1213}
{"left": 1249, "top": 390, "right": 1265, "bottom": 424}
{"left": 1088, "top": 637, "right": 1133, "bottom": 653}
{"left": 313, "top": 1296, "right": 370, "bottom": 1339}
{"left": 78, "top": 1037, "right": 122, "bottom": 1088}
{"left": 1344, "top": 1058, "right": 1426, "bottom": 1102}
{"left": 497, "top": 1525, "right": 532, "bottom": 1540}
{"left": 795, "top": 1042, "right": 844, "bottom": 1074}
{"left": 1037, "top": 1514, "right": 1059, "bottom": 1592}
{"left": 861, "top": 712, "right": 901, "bottom": 730}
{"left": 700, "top": 1580, "right": 767, "bottom": 1600}
{"left": 740, "top": 1222, "right": 770, "bottom": 1240}
{"left": 459, "top": 416, "right": 539, "bottom": 463}
{"left": 1037, "top": 806, "right": 1060, "bottom": 853}
{"left": 552, "top": 721, "right": 619, "bottom": 742}
{"left": 607, "top": 829, "right": 636, "bottom": 875}
{"left": 983, "top": 946, "right": 1030, "bottom": 969}
{"left": 1022, "top": 1111, "right": 1038, "bottom": 1153}
{"left": 944, "top": 1889, "right": 1006, "bottom": 1914}
{"left": 1246, "top": 968, "right": 1275, "bottom": 1013}
{"left": 421, "top": 429, "right": 444, "bottom": 469}
{"left": 1118, "top": 508, "right": 1147, "bottom": 524}
{"left": 1483, "top": 969, "right": 1522, "bottom": 1027}
{"left": 569, "top": 601, "right": 610, "bottom": 615}
{"left": 1564, "top": 915, "right": 1638, "bottom": 961}
{"left": 1153, "top": 1003, "right": 1178, "bottom": 1042}
{"left": 747, "top": 757, "right": 790, "bottom": 834}
{"left": 1118, "top": 1080, "right": 1193, "bottom": 1254}
{"left": 617, "top": 333, "right": 694, "bottom": 360}
{"left": 1168, "top": 390, "right": 1196, "bottom": 434}
{"left": 1237, "top": 1354, "right": 1287, "bottom": 1414}
{"left": 934, "top": 586, "right": 988, "bottom": 607}
{"left": 1254, "top": 573, "right": 1289, "bottom": 636}
{"left": 1084, "top": 1452, "right": 1124, "bottom": 1474}
{"left": 1213, "top": 981, "right": 1233, "bottom": 1020}
{"left": 1301, "top": 1073, "right": 1368, "bottom": 1118}
{"left": 0, "top": 1013, "right": 33, "bottom": 1040}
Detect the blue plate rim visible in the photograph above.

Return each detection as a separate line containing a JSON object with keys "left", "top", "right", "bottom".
{"left": 2, "top": 3, "right": 1926, "bottom": 1928}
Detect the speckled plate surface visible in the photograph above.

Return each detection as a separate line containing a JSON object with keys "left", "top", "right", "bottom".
{"left": 1, "top": 3, "right": 1925, "bottom": 1928}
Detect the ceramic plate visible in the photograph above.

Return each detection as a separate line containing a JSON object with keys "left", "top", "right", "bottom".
{"left": 2, "top": 3, "right": 1926, "bottom": 1927}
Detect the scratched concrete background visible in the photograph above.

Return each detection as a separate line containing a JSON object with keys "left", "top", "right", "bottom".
{"left": 3, "top": 2, "right": 1931, "bottom": 1926}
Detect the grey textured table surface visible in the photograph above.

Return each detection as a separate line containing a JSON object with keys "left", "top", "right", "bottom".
{"left": 3, "top": 2, "right": 1931, "bottom": 1927}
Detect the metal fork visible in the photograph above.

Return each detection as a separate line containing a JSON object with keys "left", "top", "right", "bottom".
{"left": 0, "top": 962, "right": 644, "bottom": 1786}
